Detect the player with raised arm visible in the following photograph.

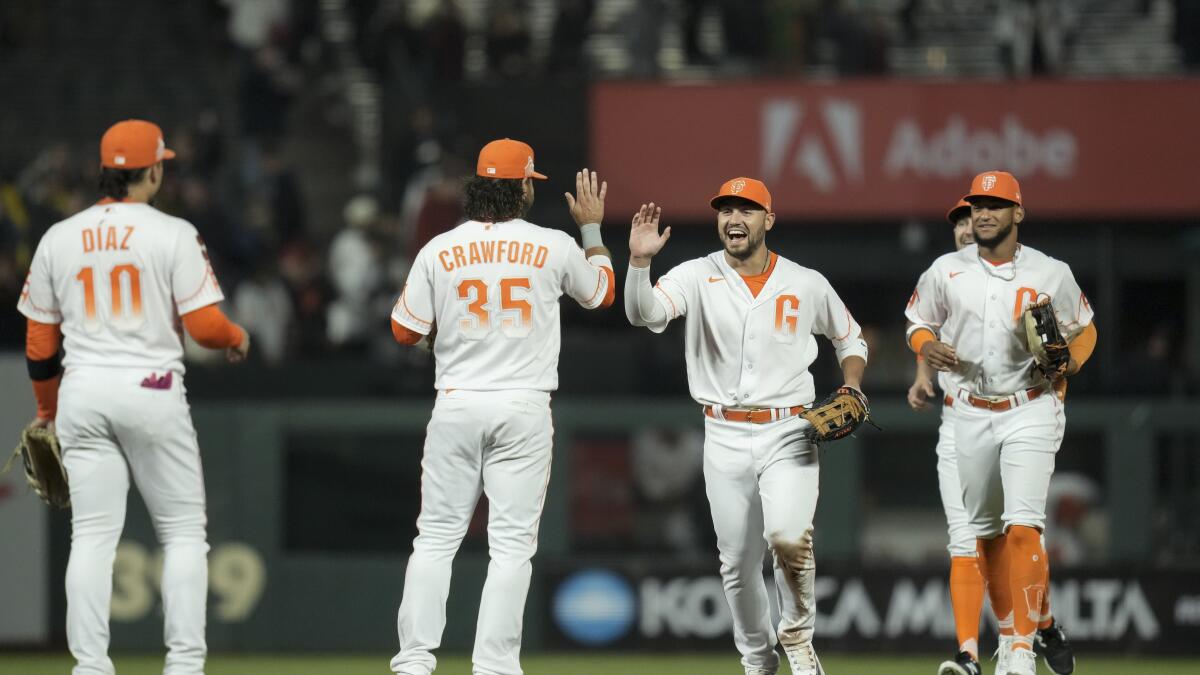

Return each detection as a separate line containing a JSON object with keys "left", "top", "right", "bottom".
{"left": 624, "top": 178, "right": 869, "bottom": 675}
{"left": 388, "top": 139, "right": 614, "bottom": 675}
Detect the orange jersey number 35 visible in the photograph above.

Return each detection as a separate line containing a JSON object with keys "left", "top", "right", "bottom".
{"left": 456, "top": 277, "right": 533, "bottom": 340}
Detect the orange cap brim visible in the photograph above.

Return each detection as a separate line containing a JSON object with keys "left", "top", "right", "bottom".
{"left": 530, "top": 170, "right": 547, "bottom": 180}
{"left": 163, "top": 148, "right": 176, "bottom": 160}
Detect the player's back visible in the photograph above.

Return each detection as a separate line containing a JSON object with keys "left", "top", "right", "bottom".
{"left": 29, "top": 201, "right": 221, "bottom": 374}
{"left": 407, "top": 218, "right": 608, "bottom": 391}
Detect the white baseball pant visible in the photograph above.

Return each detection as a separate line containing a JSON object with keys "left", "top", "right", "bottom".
{"left": 56, "top": 368, "right": 209, "bottom": 675}
{"left": 953, "top": 392, "right": 1065, "bottom": 538}
{"left": 935, "top": 404, "right": 977, "bottom": 557}
{"left": 392, "top": 389, "right": 553, "bottom": 675}
{"left": 702, "top": 414, "right": 820, "bottom": 675}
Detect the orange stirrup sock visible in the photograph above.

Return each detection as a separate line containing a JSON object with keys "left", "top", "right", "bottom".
{"left": 1038, "top": 551, "right": 1054, "bottom": 630}
{"left": 950, "top": 556, "right": 985, "bottom": 658}
{"left": 1007, "top": 525, "right": 1048, "bottom": 650}
{"left": 978, "top": 536, "right": 1014, "bottom": 635}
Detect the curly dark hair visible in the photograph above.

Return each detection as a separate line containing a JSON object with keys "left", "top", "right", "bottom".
{"left": 463, "top": 176, "right": 528, "bottom": 222}
{"left": 98, "top": 167, "right": 149, "bottom": 200}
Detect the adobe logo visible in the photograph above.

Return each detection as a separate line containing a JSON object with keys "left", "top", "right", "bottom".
{"left": 761, "top": 98, "right": 864, "bottom": 192}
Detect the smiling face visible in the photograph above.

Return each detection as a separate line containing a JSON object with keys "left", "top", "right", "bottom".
{"left": 714, "top": 197, "right": 774, "bottom": 260}
{"left": 953, "top": 214, "right": 974, "bottom": 250}
{"left": 970, "top": 197, "right": 1023, "bottom": 247}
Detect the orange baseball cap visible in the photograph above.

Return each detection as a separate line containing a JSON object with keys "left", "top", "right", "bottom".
{"left": 100, "top": 120, "right": 175, "bottom": 169}
{"left": 964, "top": 170, "right": 1022, "bottom": 206}
{"left": 710, "top": 177, "right": 772, "bottom": 212}
{"left": 476, "top": 138, "right": 547, "bottom": 180}
{"left": 946, "top": 197, "right": 971, "bottom": 224}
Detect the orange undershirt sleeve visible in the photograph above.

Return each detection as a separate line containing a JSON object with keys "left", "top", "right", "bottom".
{"left": 181, "top": 305, "right": 244, "bottom": 349}
{"left": 909, "top": 327, "right": 935, "bottom": 354}
{"left": 1068, "top": 322, "right": 1097, "bottom": 369}
{"left": 26, "top": 319, "right": 63, "bottom": 420}
{"left": 392, "top": 319, "right": 425, "bottom": 346}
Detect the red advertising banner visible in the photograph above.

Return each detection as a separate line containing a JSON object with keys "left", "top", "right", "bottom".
{"left": 590, "top": 79, "right": 1200, "bottom": 221}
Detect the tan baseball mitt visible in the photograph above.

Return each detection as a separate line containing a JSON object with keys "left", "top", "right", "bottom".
{"left": 800, "top": 387, "right": 876, "bottom": 443}
{"left": 3, "top": 424, "right": 70, "bottom": 509}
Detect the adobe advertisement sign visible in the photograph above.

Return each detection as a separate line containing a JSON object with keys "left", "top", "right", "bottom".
{"left": 590, "top": 80, "right": 1200, "bottom": 221}
{"left": 544, "top": 562, "right": 1200, "bottom": 653}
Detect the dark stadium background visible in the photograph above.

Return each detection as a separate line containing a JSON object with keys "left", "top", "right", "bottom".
{"left": 2, "top": 0, "right": 1198, "bottom": 672}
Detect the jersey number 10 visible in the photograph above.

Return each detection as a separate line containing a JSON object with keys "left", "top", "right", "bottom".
{"left": 75, "top": 264, "right": 146, "bottom": 332}
{"left": 456, "top": 277, "right": 532, "bottom": 340}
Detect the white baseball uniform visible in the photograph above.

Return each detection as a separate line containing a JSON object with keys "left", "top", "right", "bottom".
{"left": 626, "top": 251, "right": 867, "bottom": 675}
{"left": 18, "top": 200, "right": 225, "bottom": 675}
{"left": 905, "top": 243, "right": 1093, "bottom": 539}
{"left": 389, "top": 218, "right": 612, "bottom": 675}
{"left": 933, "top": 370, "right": 975, "bottom": 557}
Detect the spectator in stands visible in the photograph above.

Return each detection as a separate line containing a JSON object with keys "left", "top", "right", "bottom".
{"left": 548, "top": 0, "right": 595, "bottom": 78}
{"left": 996, "top": 0, "right": 1077, "bottom": 78}
{"left": 327, "top": 195, "right": 385, "bottom": 351}
{"left": 234, "top": 259, "right": 295, "bottom": 365}
{"left": 622, "top": 0, "right": 666, "bottom": 77}
{"left": 1174, "top": 0, "right": 1200, "bottom": 71}
{"left": 279, "top": 239, "right": 330, "bottom": 357}
{"left": 424, "top": 0, "right": 468, "bottom": 84}
{"left": 486, "top": 0, "right": 533, "bottom": 79}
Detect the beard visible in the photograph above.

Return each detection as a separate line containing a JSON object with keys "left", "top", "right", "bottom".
{"left": 723, "top": 229, "right": 765, "bottom": 260}
{"left": 973, "top": 219, "right": 1013, "bottom": 248}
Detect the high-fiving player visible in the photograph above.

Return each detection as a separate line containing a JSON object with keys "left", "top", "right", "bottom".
{"left": 388, "top": 139, "right": 614, "bottom": 675}
{"left": 18, "top": 119, "right": 249, "bottom": 674}
{"left": 625, "top": 178, "right": 868, "bottom": 675}
{"left": 905, "top": 172, "right": 1096, "bottom": 675}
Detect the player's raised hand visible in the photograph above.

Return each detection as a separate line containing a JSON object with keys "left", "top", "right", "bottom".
{"left": 227, "top": 325, "right": 251, "bottom": 363}
{"left": 919, "top": 339, "right": 958, "bottom": 372}
{"left": 907, "top": 377, "right": 935, "bottom": 411}
{"left": 629, "top": 203, "right": 670, "bottom": 267}
{"left": 564, "top": 168, "right": 606, "bottom": 227}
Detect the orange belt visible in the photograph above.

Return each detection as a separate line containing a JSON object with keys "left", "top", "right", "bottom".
{"left": 703, "top": 405, "right": 806, "bottom": 424}
{"left": 944, "top": 386, "right": 1044, "bottom": 412}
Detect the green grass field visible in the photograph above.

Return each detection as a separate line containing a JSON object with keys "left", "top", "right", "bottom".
{"left": 4, "top": 653, "right": 1200, "bottom": 675}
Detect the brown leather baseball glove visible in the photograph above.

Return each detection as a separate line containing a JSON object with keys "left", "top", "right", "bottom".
{"left": 3, "top": 424, "right": 70, "bottom": 509}
{"left": 1023, "top": 298, "right": 1069, "bottom": 380}
{"left": 800, "top": 387, "right": 876, "bottom": 443}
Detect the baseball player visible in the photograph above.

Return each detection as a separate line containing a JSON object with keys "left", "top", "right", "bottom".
{"left": 911, "top": 200, "right": 1077, "bottom": 675}
{"left": 388, "top": 139, "right": 614, "bottom": 675}
{"left": 625, "top": 178, "right": 869, "bottom": 675}
{"left": 18, "top": 119, "right": 250, "bottom": 675}
{"left": 905, "top": 171, "right": 1096, "bottom": 675}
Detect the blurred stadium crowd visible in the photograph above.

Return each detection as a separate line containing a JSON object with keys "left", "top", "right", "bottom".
{"left": 1, "top": 0, "right": 1197, "bottom": 393}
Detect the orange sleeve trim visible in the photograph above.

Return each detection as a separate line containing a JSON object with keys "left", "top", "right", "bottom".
{"left": 32, "top": 377, "right": 60, "bottom": 420}
{"left": 26, "top": 319, "right": 62, "bottom": 360}
{"left": 597, "top": 266, "right": 616, "bottom": 309}
{"left": 654, "top": 282, "right": 678, "bottom": 318}
{"left": 181, "top": 305, "right": 243, "bottom": 349}
{"left": 392, "top": 319, "right": 425, "bottom": 345}
{"left": 909, "top": 327, "right": 935, "bottom": 354}
{"left": 1068, "top": 322, "right": 1097, "bottom": 369}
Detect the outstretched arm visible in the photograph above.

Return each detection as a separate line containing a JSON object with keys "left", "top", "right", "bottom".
{"left": 625, "top": 203, "right": 675, "bottom": 332}
{"left": 563, "top": 169, "right": 615, "bottom": 309}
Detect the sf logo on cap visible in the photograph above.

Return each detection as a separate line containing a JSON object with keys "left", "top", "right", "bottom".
{"left": 982, "top": 175, "right": 997, "bottom": 191}
{"left": 731, "top": 179, "right": 746, "bottom": 194}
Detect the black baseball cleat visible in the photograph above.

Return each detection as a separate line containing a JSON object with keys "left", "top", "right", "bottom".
{"left": 936, "top": 651, "right": 982, "bottom": 675}
{"left": 1034, "top": 620, "right": 1076, "bottom": 674}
